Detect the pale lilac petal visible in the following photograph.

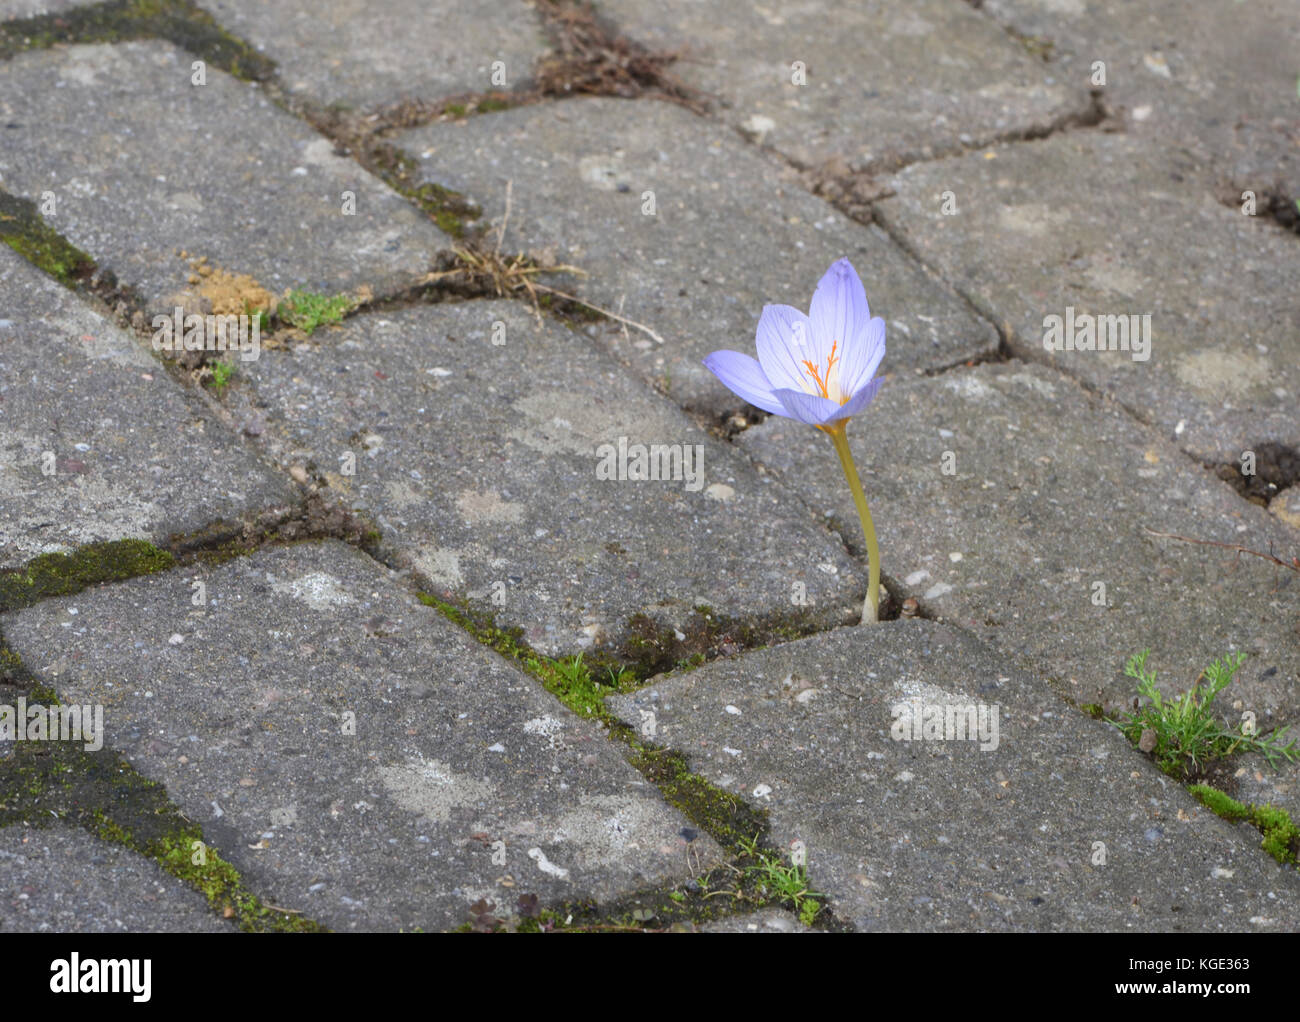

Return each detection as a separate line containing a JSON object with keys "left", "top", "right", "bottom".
{"left": 770, "top": 387, "right": 841, "bottom": 427}
{"left": 808, "top": 258, "right": 870, "bottom": 364}
{"left": 702, "top": 350, "right": 789, "bottom": 416}
{"left": 823, "top": 376, "right": 883, "bottom": 424}
{"left": 837, "top": 316, "right": 886, "bottom": 396}
{"left": 755, "top": 304, "right": 816, "bottom": 393}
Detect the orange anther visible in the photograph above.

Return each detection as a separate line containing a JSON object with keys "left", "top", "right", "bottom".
{"left": 801, "top": 341, "right": 839, "bottom": 399}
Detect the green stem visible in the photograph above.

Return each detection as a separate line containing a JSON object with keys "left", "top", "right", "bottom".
{"left": 827, "top": 426, "right": 880, "bottom": 624}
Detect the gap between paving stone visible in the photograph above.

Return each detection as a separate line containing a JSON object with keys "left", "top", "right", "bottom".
{"left": 0, "top": 39, "right": 450, "bottom": 323}
{"left": 0, "top": 639, "right": 327, "bottom": 930}
{"left": 223, "top": 298, "right": 872, "bottom": 664}
{"left": 874, "top": 130, "right": 1300, "bottom": 470}
{"left": 396, "top": 96, "right": 999, "bottom": 419}
{"left": 0, "top": 826, "right": 239, "bottom": 932}
{"left": 608, "top": 620, "right": 1300, "bottom": 930}
{"left": 0, "top": 540, "right": 740, "bottom": 931}
{"left": 739, "top": 360, "right": 1300, "bottom": 730}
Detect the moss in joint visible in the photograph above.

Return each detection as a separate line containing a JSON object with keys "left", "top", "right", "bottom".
{"left": 0, "top": 539, "right": 175, "bottom": 613}
{"left": 1189, "top": 784, "right": 1300, "bottom": 868}
{"left": 0, "top": 191, "right": 96, "bottom": 285}
{"left": 0, "top": 0, "right": 275, "bottom": 82}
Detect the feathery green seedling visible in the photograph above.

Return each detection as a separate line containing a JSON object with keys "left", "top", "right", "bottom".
{"left": 279, "top": 289, "right": 356, "bottom": 334}
{"left": 1112, "top": 650, "right": 1297, "bottom": 779}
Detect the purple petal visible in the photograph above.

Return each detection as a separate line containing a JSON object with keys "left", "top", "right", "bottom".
{"left": 770, "top": 387, "right": 842, "bottom": 427}
{"left": 808, "top": 259, "right": 871, "bottom": 367}
{"left": 755, "top": 304, "right": 816, "bottom": 393}
{"left": 702, "top": 350, "right": 789, "bottom": 416}
{"left": 823, "top": 376, "right": 883, "bottom": 424}
{"left": 837, "top": 316, "right": 886, "bottom": 396}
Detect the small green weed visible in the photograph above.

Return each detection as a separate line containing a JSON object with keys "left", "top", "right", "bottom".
{"left": 1112, "top": 650, "right": 1297, "bottom": 779}
{"left": 734, "top": 834, "right": 823, "bottom": 923}
{"left": 208, "top": 360, "right": 234, "bottom": 394}
{"left": 279, "top": 289, "right": 356, "bottom": 334}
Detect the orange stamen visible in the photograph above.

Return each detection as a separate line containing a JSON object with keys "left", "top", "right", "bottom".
{"left": 801, "top": 340, "right": 839, "bottom": 399}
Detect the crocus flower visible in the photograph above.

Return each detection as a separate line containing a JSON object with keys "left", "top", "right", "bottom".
{"left": 703, "top": 257, "right": 886, "bottom": 622}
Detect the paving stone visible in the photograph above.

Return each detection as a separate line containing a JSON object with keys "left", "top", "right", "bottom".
{"left": 0, "top": 41, "right": 447, "bottom": 314}
{"left": 0, "top": 0, "right": 93, "bottom": 17}
{"left": 609, "top": 622, "right": 1300, "bottom": 931}
{"left": 737, "top": 360, "right": 1300, "bottom": 725}
{"left": 0, "top": 244, "right": 296, "bottom": 568}
{"left": 229, "top": 300, "right": 862, "bottom": 655}
{"left": 396, "top": 98, "right": 997, "bottom": 416}
{"left": 0, "top": 540, "right": 723, "bottom": 932}
{"left": 876, "top": 132, "right": 1300, "bottom": 465}
{"left": 0, "top": 826, "right": 234, "bottom": 932}
{"left": 597, "top": 0, "right": 1086, "bottom": 172}
{"left": 204, "top": 0, "right": 550, "bottom": 111}
{"left": 978, "top": 0, "right": 1300, "bottom": 198}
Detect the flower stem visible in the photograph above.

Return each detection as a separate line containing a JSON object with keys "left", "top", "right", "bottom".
{"left": 827, "top": 425, "right": 880, "bottom": 624}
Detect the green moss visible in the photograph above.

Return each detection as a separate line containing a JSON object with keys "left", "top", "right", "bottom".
{"left": 619, "top": 604, "right": 821, "bottom": 681}
{"left": 1188, "top": 784, "right": 1300, "bottom": 867}
{"left": 0, "top": 191, "right": 95, "bottom": 285}
{"left": 475, "top": 97, "right": 511, "bottom": 113}
{"left": 628, "top": 742, "right": 766, "bottom": 851}
{"left": 444, "top": 103, "right": 468, "bottom": 117}
{"left": 416, "top": 592, "right": 636, "bottom": 719}
{"left": 0, "top": 0, "right": 275, "bottom": 82}
{"left": 409, "top": 180, "right": 480, "bottom": 238}
{"left": 278, "top": 289, "right": 357, "bottom": 334}
{"left": 0, "top": 679, "right": 326, "bottom": 931}
{"left": 0, "top": 539, "right": 174, "bottom": 613}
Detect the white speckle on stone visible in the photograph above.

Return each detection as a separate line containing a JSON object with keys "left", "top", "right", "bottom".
{"left": 723, "top": 747, "right": 742, "bottom": 757}
{"left": 938, "top": 429, "right": 953, "bottom": 438}
{"left": 795, "top": 689, "right": 818, "bottom": 704}
{"left": 817, "top": 562, "right": 839, "bottom": 575}
{"left": 427, "top": 367, "right": 453, "bottom": 376}
{"left": 896, "top": 770, "right": 914, "bottom": 781}
{"left": 528, "top": 847, "right": 570, "bottom": 879}
{"left": 924, "top": 583, "right": 953, "bottom": 599}
{"left": 487, "top": 743, "right": 506, "bottom": 753}
{"left": 523, "top": 716, "right": 565, "bottom": 749}
{"left": 673, "top": 629, "right": 686, "bottom": 641}
{"left": 725, "top": 705, "right": 742, "bottom": 716}
{"left": 1211, "top": 867, "right": 1235, "bottom": 880}
{"left": 904, "top": 569, "right": 930, "bottom": 586}
{"left": 168, "top": 633, "right": 184, "bottom": 645}
{"left": 271, "top": 571, "right": 356, "bottom": 611}
{"left": 948, "top": 552, "right": 963, "bottom": 563}
{"left": 866, "top": 751, "right": 885, "bottom": 760}
{"left": 704, "top": 482, "right": 735, "bottom": 501}
{"left": 291, "top": 166, "right": 308, "bottom": 175}
{"left": 1132, "top": 104, "right": 1153, "bottom": 121}
{"left": 1142, "top": 52, "right": 1172, "bottom": 78}
{"left": 752, "top": 783, "right": 772, "bottom": 799}
{"left": 1175, "top": 419, "right": 1185, "bottom": 435}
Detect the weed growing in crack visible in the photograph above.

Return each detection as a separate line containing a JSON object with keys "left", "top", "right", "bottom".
{"left": 1111, "top": 649, "right": 1298, "bottom": 780}
{"left": 278, "top": 289, "right": 358, "bottom": 335}
{"left": 206, "top": 359, "right": 235, "bottom": 395}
